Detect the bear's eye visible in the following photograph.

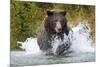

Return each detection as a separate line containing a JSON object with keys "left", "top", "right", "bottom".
{"left": 60, "top": 20, "right": 64, "bottom": 22}
{"left": 50, "top": 22, "right": 56, "bottom": 29}
{"left": 61, "top": 20, "right": 66, "bottom": 26}
{"left": 60, "top": 20, "right": 66, "bottom": 24}
{"left": 53, "top": 19, "right": 58, "bottom": 22}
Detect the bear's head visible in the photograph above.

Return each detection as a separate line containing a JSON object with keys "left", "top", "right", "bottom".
{"left": 44, "top": 10, "right": 69, "bottom": 35}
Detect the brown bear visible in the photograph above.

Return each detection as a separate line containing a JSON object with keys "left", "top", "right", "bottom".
{"left": 37, "top": 10, "right": 71, "bottom": 55}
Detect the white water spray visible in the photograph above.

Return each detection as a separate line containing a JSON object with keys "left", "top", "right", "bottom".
{"left": 17, "top": 37, "right": 41, "bottom": 54}
{"left": 70, "top": 22, "right": 95, "bottom": 53}
{"left": 17, "top": 21, "right": 95, "bottom": 54}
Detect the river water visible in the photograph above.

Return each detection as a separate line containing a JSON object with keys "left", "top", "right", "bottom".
{"left": 10, "top": 22, "right": 95, "bottom": 67}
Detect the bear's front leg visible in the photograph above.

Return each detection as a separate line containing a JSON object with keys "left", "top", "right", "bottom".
{"left": 56, "top": 43, "right": 70, "bottom": 55}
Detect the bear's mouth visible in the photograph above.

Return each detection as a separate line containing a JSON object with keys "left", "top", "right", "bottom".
{"left": 55, "top": 28, "right": 62, "bottom": 33}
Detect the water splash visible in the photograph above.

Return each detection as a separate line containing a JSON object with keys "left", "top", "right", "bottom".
{"left": 17, "top": 38, "right": 41, "bottom": 54}
{"left": 51, "top": 33, "right": 72, "bottom": 55}
{"left": 70, "top": 21, "right": 95, "bottom": 53}
{"left": 17, "top": 21, "right": 95, "bottom": 54}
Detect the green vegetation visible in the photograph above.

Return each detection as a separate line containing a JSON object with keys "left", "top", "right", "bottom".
{"left": 11, "top": 0, "right": 95, "bottom": 49}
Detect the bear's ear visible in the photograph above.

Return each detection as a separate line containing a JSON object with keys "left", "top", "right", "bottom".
{"left": 47, "top": 10, "right": 53, "bottom": 16}
{"left": 60, "top": 11, "right": 66, "bottom": 16}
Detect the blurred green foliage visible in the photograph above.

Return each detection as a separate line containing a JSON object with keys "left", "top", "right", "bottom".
{"left": 11, "top": 0, "right": 95, "bottom": 49}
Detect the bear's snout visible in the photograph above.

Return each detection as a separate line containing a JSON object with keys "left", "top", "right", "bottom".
{"left": 55, "top": 21, "right": 62, "bottom": 33}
